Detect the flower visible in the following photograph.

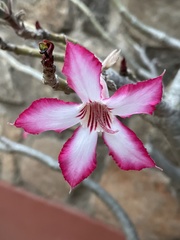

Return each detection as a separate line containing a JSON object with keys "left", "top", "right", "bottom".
{"left": 14, "top": 42, "right": 163, "bottom": 188}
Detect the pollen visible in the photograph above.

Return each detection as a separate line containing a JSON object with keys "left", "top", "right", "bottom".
{"left": 77, "top": 102, "right": 116, "bottom": 133}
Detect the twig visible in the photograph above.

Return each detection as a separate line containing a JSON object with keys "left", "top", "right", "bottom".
{"left": 0, "top": 38, "right": 64, "bottom": 61}
{"left": 112, "top": 0, "right": 180, "bottom": 50}
{"left": 83, "top": 179, "right": 139, "bottom": 240}
{"left": 0, "top": 0, "right": 76, "bottom": 44}
{"left": 0, "top": 50, "right": 42, "bottom": 81}
{"left": 165, "top": 69, "right": 180, "bottom": 110}
{"left": 145, "top": 101, "right": 180, "bottom": 163}
{"left": 145, "top": 143, "right": 180, "bottom": 198}
{"left": 70, "top": 0, "right": 116, "bottom": 48}
{"left": 0, "top": 136, "right": 59, "bottom": 169}
{"left": 0, "top": 42, "right": 73, "bottom": 93}
{"left": 39, "top": 40, "right": 74, "bottom": 93}
{"left": 0, "top": 136, "right": 139, "bottom": 240}
{"left": 123, "top": 55, "right": 153, "bottom": 79}
{"left": 145, "top": 143, "right": 180, "bottom": 183}
{"left": 133, "top": 43, "right": 158, "bottom": 77}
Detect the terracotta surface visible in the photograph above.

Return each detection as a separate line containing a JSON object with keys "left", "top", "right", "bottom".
{"left": 0, "top": 181, "right": 124, "bottom": 240}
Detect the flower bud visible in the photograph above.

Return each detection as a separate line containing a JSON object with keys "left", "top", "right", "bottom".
{"left": 102, "top": 49, "right": 121, "bottom": 70}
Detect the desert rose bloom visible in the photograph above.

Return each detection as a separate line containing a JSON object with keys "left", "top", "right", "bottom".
{"left": 14, "top": 42, "right": 163, "bottom": 188}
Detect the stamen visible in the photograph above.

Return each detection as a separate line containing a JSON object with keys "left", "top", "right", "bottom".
{"left": 78, "top": 102, "right": 117, "bottom": 133}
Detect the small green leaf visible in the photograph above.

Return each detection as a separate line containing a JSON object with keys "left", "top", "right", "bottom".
{"left": 39, "top": 42, "right": 48, "bottom": 53}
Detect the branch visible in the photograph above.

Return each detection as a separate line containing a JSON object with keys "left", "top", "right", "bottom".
{"left": 165, "top": 69, "right": 180, "bottom": 109}
{"left": 145, "top": 100, "right": 180, "bottom": 163}
{"left": 0, "top": 40, "right": 73, "bottom": 93}
{"left": 0, "top": 0, "right": 75, "bottom": 44}
{"left": 39, "top": 40, "right": 74, "bottom": 93}
{"left": 133, "top": 43, "right": 158, "bottom": 77}
{"left": 0, "top": 136, "right": 59, "bottom": 170}
{"left": 70, "top": 0, "right": 116, "bottom": 48}
{"left": 145, "top": 143, "right": 180, "bottom": 198}
{"left": 112, "top": 0, "right": 180, "bottom": 50}
{"left": 145, "top": 143, "right": 180, "bottom": 184}
{"left": 0, "top": 50, "right": 42, "bottom": 81}
{"left": 0, "top": 38, "right": 64, "bottom": 61}
{"left": 0, "top": 136, "right": 139, "bottom": 240}
{"left": 83, "top": 179, "right": 139, "bottom": 240}
{"left": 121, "top": 54, "right": 154, "bottom": 79}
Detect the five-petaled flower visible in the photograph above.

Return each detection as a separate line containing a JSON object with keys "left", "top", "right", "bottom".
{"left": 14, "top": 42, "right": 163, "bottom": 188}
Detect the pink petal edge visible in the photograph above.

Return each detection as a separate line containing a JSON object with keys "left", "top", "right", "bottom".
{"left": 59, "top": 126, "right": 98, "bottom": 188}
{"left": 14, "top": 98, "right": 80, "bottom": 134}
{"left": 62, "top": 42, "right": 102, "bottom": 102}
{"left": 104, "top": 73, "right": 164, "bottom": 118}
{"left": 103, "top": 118, "right": 156, "bottom": 170}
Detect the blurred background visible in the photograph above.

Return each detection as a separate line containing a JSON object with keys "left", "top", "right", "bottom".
{"left": 0, "top": 0, "right": 180, "bottom": 240}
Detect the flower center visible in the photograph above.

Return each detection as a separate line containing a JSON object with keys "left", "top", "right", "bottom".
{"left": 77, "top": 102, "right": 116, "bottom": 133}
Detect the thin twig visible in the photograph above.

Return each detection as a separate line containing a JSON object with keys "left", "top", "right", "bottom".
{"left": 0, "top": 44, "right": 73, "bottom": 94}
{"left": 145, "top": 143, "right": 180, "bottom": 198}
{"left": 83, "top": 179, "right": 139, "bottom": 240}
{"left": 0, "top": 136, "right": 59, "bottom": 169}
{"left": 133, "top": 43, "right": 158, "bottom": 77}
{"left": 38, "top": 40, "right": 74, "bottom": 93}
{"left": 165, "top": 69, "right": 180, "bottom": 110}
{"left": 112, "top": 0, "right": 180, "bottom": 50}
{"left": 0, "top": 136, "right": 139, "bottom": 240}
{"left": 0, "top": 50, "right": 42, "bottom": 81}
{"left": 70, "top": 0, "right": 116, "bottom": 47}
{"left": 0, "top": 0, "right": 76, "bottom": 44}
{"left": 145, "top": 143, "right": 180, "bottom": 183}
{"left": 145, "top": 101, "right": 180, "bottom": 163}
{"left": 0, "top": 38, "right": 64, "bottom": 61}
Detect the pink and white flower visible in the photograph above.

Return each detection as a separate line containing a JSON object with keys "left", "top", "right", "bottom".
{"left": 14, "top": 42, "right": 163, "bottom": 188}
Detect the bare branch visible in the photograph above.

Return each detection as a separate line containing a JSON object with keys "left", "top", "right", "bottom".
{"left": 83, "top": 179, "right": 139, "bottom": 240}
{"left": 0, "top": 38, "right": 64, "bottom": 61}
{"left": 0, "top": 42, "right": 73, "bottom": 94}
{"left": 70, "top": 0, "right": 116, "bottom": 47}
{"left": 133, "top": 43, "right": 158, "bottom": 77}
{"left": 145, "top": 101, "right": 180, "bottom": 163}
{"left": 145, "top": 143, "right": 180, "bottom": 183}
{"left": 112, "top": 0, "right": 180, "bottom": 50}
{"left": 0, "top": 50, "right": 42, "bottom": 81}
{"left": 165, "top": 69, "right": 180, "bottom": 110}
{"left": 0, "top": 136, "right": 59, "bottom": 169}
{"left": 0, "top": 135, "right": 139, "bottom": 240}
{"left": 0, "top": 0, "right": 75, "bottom": 44}
{"left": 146, "top": 143, "right": 180, "bottom": 198}
{"left": 38, "top": 40, "right": 74, "bottom": 93}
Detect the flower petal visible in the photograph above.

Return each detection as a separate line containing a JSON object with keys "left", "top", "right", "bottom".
{"left": 59, "top": 127, "right": 98, "bottom": 188}
{"left": 62, "top": 42, "right": 102, "bottom": 102}
{"left": 104, "top": 74, "right": 163, "bottom": 117}
{"left": 14, "top": 98, "right": 80, "bottom": 134}
{"left": 103, "top": 118, "right": 155, "bottom": 170}
{"left": 100, "top": 75, "right": 109, "bottom": 99}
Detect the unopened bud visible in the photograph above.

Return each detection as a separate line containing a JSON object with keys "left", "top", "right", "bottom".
{"left": 102, "top": 49, "right": 121, "bottom": 70}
